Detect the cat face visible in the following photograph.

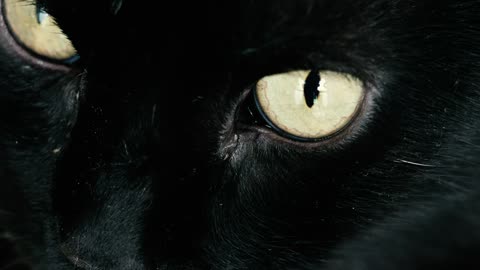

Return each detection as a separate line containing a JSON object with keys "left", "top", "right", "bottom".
{"left": 1, "top": 0, "right": 479, "bottom": 269}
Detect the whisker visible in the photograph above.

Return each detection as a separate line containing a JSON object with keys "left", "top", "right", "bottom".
{"left": 394, "top": 159, "right": 436, "bottom": 168}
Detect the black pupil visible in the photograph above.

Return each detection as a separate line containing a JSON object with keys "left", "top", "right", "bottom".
{"left": 304, "top": 70, "right": 321, "bottom": 108}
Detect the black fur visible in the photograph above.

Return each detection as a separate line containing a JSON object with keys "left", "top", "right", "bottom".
{"left": 1, "top": 0, "right": 480, "bottom": 269}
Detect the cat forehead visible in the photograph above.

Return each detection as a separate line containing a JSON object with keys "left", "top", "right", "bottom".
{"left": 41, "top": 0, "right": 362, "bottom": 25}
{"left": 38, "top": 0, "right": 388, "bottom": 81}
{"left": 41, "top": 0, "right": 374, "bottom": 47}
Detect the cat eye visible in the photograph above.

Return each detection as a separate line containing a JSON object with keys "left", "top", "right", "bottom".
{"left": 254, "top": 70, "right": 365, "bottom": 141}
{"left": 3, "top": 0, "right": 78, "bottom": 63}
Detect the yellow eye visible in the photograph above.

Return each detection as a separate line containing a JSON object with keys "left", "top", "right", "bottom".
{"left": 254, "top": 70, "right": 365, "bottom": 141}
{"left": 4, "top": 0, "right": 78, "bottom": 62}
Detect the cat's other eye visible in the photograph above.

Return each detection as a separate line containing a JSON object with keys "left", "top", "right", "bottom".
{"left": 254, "top": 70, "right": 365, "bottom": 141}
{"left": 3, "top": 0, "right": 78, "bottom": 63}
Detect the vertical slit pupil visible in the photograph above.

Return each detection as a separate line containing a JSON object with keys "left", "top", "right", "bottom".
{"left": 304, "top": 69, "right": 321, "bottom": 108}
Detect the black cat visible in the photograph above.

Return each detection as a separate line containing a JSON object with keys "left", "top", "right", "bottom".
{"left": 1, "top": 0, "right": 480, "bottom": 269}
